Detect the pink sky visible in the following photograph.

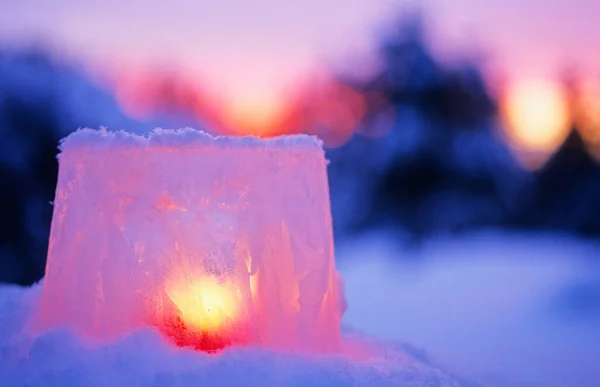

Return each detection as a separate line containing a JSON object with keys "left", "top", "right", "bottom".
{"left": 424, "top": 0, "right": 600, "bottom": 80}
{"left": 1, "top": 0, "right": 598, "bottom": 107}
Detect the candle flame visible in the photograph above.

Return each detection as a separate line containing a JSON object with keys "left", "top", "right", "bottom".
{"left": 165, "top": 277, "right": 240, "bottom": 332}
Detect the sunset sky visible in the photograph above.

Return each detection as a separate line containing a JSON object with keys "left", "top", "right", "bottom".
{"left": 1, "top": 0, "right": 599, "bottom": 143}
{"left": 2, "top": 0, "right": 598, "bottom": 86}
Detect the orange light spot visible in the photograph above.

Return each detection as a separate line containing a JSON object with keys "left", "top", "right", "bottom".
{"left": 578, "top": 79, "right": 600, "bottom": 144}
{"left": 219, "top": 90, "right": 288, "bottom": 137}
{"left": 503, "top": 79, "right": 570, "bottom": 155}
{"left": 165, "top": 277, "right": 240, "bottom": 333}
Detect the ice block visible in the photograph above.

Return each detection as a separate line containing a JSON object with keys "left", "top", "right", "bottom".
{"left": 37, "top": 128, "right": 344, "bottom": 352}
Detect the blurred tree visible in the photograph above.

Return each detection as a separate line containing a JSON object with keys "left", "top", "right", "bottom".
{"left": 327, "top": 15, "right": 529, "bottom": 240}
{"left": 530, "top": 129, "right": 600, "bottom": 236}
{"left": 0, "top": 49, "right": 61, "bottom": 285}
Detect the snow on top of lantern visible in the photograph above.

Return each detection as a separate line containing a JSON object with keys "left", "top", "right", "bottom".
{"left": 58, "top": 127, "right": 324, "bottom": 153}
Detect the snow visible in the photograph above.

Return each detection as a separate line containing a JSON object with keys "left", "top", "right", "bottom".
{"left": 1, "top": 283, "right": 469, "bottom": 387}
{"left": 59, "top": 127, "right": 324, "bottom": 150}
{"left": 39, "top": 128, "right": 343, "bottom": 353}
{"left": 339, "top": 230, "right": 600, "bottom": 387}
{"left": 8, "top": 222, "right": 598, "bottom": 386}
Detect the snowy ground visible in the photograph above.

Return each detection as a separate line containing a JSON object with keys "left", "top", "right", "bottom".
{"left": 339, "top": 230, "right": 600, "bottom": 387}
{"left": 0, "top": 320, "right": 465, "bottom": 387}
{"left": 1, "top": 268, "right": 470, "bottom": 386}
{"left": 1, "top": 231, "right": 598, "bottom": 387}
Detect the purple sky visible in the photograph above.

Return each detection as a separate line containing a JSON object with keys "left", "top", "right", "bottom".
{"left": 1, "top": 0, "right": 598, "bottom": 110}
{"left": 424, "top": 0, "right": 600, "bottom": 80}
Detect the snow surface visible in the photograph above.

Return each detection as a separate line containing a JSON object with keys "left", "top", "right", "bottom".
{"left": 1, "top": 283, "right": 470, "bottom": 387}
{"left": 7, "top": 226, "right": 598, "bottom": 387}
{"left": 339, "top": 231, "right": 600, "bottom": 387}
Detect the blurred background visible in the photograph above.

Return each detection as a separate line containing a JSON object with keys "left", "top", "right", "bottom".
{"left": 1, "top": 0, "right": 599, "bottom": 386}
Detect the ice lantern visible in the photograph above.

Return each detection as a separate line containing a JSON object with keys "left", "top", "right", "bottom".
{"left": 38, "top": 128, "right": 345, "bottom": 352}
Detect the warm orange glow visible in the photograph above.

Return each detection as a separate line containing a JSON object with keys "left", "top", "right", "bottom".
{"left": 222, "top": 91, "right": 288, "bottom": 137}
{"left": 110, "top": 68, "right": 368, "bottom": 146}
{"left": 277, "top": 78, "right": 368, "bottom": 147}
{"left": 578, "top": 80, "right": 600, "bottom": 153}
{"left": 503, "top": 79, "right": 570, "bottom": 154}
{"left": 165, "top": 277, "right": 241, "bottom": 333}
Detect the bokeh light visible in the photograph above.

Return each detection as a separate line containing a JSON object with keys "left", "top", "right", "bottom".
{"left": 502, "top": 79, "right": 571, "bottom": 168}
{"left": 221, "top": 89, "right": 289, "bottom": 137}
{"left": 577, "top": 79, "right": 600, "bottom": 159}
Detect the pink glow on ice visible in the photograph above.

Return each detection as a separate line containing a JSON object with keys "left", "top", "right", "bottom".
{"left": 37, "top": 128, "right": 345, "bottom": 353}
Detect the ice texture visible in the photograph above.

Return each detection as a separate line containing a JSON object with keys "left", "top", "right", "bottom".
{"left": 38, "top": 128, "right": 345, "bottom": 352}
